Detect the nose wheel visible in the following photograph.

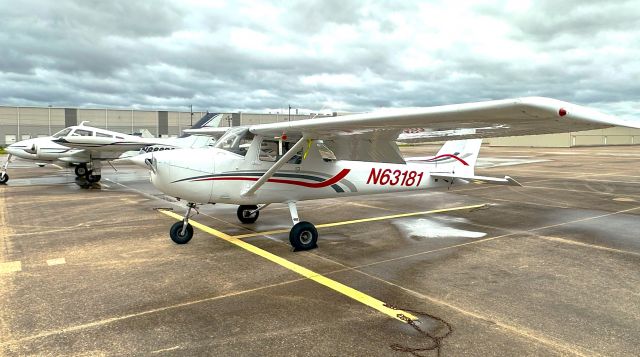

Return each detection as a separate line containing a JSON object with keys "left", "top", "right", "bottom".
{"left": 170, "top": 203, "right": 197, "bottom": 244}
{"left": 0, "top": 154, "right": 12, "bottom": 184}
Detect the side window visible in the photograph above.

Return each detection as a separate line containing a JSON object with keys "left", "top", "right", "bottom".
{"left": 259, "top": 140, "right": 302, "bottom": 163}
{"left": 317, "top": 142, "right": 337, "bottom": 161}
{"left": 96, "top": 132, "right": 111, "bottom": 138}
{"left": 72, "top": 129, "right": 93, "bottom": 136}
{"left": 259, "top": 140, "right": 279, "bottom": 162}
{"left": 115, "top": 136, "right": 124, "bottom": 140}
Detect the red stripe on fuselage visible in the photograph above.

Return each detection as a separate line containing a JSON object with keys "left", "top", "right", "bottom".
{"left": 192, "top": 168, "right": 351, "bottom": 188}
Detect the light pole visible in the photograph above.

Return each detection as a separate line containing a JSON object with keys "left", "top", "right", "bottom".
{"left": 190, "top": 104, "right": 193, "bottom": 126}
{"left": 16, "top": 106, "right": 20, "bottom": 141}
{"left": 48, "top": 105, "right": 52, "bottom": 135}
{"left": 288, "top": 104, "right": 291, "bottom": 122}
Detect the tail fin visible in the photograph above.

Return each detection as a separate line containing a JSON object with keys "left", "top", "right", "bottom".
{"left": 429, "top": 139, "right": 482, "bottom": 175}
{"left": 180, "top": 113, "right": 224, "bottom": 138}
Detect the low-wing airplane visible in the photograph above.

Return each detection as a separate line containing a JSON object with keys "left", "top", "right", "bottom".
{"left": 0, "top": 114, "right": 225, "bottom": 184}
{"left": 128, "top": 97, "right": 640, "bottom": 251}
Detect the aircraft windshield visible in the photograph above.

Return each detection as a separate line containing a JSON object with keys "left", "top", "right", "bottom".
{"left": 52, "top": 128, "right": 72, "bottom": 138}
{"left": 214, "top": 127, "right": 252, "bottom": 156}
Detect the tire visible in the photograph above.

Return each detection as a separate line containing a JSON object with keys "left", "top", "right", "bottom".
{"left": 85, "top": 171, "right": 101, "bottom": 183}
{"left": 170, "top": 221, "right": 194, "bottom": 244}
{"left": 75, "top": 165, "right": 87, "bottom": 177}
{"left": 0, "top": 173, "right": 8, "bottom": 184}
{"left": 289, "top": 221, "right": 318, "bottom": 251}
{"left": 237, "top": 205, "right": 259, "bottom": 224}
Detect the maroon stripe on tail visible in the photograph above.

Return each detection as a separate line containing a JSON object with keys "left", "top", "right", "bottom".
{"left": 425, "top": 154, "right": 469, "bottom": 166}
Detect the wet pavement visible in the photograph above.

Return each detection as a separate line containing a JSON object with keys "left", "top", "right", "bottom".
{"left": 1, "top": 146, "right": 639, "bottom": 356}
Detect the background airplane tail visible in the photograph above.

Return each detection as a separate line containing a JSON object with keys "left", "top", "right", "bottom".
{"left": 180, "top": 113, "right": 224, "bottom": 138}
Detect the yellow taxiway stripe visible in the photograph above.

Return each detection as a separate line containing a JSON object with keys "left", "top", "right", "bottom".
{"left": 0, "top": 261, "right": 22, "bottom": 274}
{"left": 233, "top": 203, "right": 488, "bottom": 239}
{"left": 159, "top": 209, "right": 417, "bottom": 323}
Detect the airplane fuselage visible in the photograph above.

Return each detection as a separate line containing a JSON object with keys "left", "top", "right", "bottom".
{"left": 5, "top": 137, "right": 88, "bottom": 163}
{"left": 148, "top": 147, "right": 457, "bottom": 205}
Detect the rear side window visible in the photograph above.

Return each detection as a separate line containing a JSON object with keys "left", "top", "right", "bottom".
{"left": 72, "top": 129, "right": 93, "bottom": 136}
{"left": 96, "top": 132, "right": 112, "bottom": 138}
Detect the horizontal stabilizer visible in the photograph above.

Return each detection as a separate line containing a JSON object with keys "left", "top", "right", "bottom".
{"left": 183, "top": 127, "right": 229, "bottom": 137}
{"left": 431, "top": 173, "right": 522, "bottom": 186}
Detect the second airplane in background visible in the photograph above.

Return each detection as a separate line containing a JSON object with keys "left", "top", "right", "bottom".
{"left": 0, "top": 114, "right": 227, "bottom": 184}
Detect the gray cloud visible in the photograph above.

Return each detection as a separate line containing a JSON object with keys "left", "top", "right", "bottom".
{"left": 0, "top": 0, "right": 637, "bottom": 118}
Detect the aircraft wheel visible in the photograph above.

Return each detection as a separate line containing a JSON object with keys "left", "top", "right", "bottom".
{"left": 75, "top": 165, "right": 87, "bottom": 177}
{"left": 85, "top": 171, "right": 101, "bottom": 183}
{"left": 289, "top": 221, "right": 318, "bottom": 251}
{"left": 0, "top": 173, "right": 8, "bottom": 184}
{"left": 170, "top": 221, "right": 193, "bottom": 244}
{"left": 237, "top": 205, "right": 259, "bottom": 224}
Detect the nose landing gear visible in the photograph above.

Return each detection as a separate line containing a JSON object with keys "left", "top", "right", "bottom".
{"left": 0, "top": 154, "right": 12, "bottom": 184}
{"left": 170, "top": 202, "right": 197, "bottom": 244}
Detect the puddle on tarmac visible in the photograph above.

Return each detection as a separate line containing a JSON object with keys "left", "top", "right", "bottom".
{"left": 392, "top": 216, "right": 486, "bottom": 240}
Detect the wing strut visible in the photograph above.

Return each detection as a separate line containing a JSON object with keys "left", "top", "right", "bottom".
{"left": 241, "top": 136, "right": 308, "bottom": 197}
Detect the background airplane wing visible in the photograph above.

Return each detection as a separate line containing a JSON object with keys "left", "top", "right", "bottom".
{"left": 247, "top": 97, "right": 640, "bottom": 142}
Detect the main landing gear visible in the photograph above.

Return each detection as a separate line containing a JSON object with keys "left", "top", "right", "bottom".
{"left": 286, "top": 202, "right": 318, "bottom": 251}
{"left": 170, "top": 202, "right": 318, "bottom": 251}
{"left": 170, "top": 202, "right": 197, "bottom": 244}
{"left": 237, "top": 204, "right": 268, "bottom": 224}
{"left": 0, "top": 154, "right": 12, "bottom": 184}
{"left": 235, "top": 202, "right": 318, "bottom": 251}
{"left": 75, "top": 164, "right": 87, "bottom": 177}
{"left": 76, "top": 163, "right": 101, "bottom": 183}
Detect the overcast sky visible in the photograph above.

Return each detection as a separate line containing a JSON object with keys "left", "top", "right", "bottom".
{"left": 0, "top": 0, "right": 638, "bottom": 117}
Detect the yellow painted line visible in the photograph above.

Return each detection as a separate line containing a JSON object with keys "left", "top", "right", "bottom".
{"left": 0, "top": 261, "right": 22, "bottom": 274}
{"left": 47, "top": 258, "right": 66, "bottom": 266}
{"left": 159, "top": 210, "right": 416, "bottom": 323}
{"left": 233, "top": 203, "right": 488, "bottom": 239}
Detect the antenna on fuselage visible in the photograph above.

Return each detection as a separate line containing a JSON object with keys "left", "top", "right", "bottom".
{"left": 79, "top": 121, "right": 90, "bottom": 126}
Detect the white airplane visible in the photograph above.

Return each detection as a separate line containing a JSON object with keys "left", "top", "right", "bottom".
{"left": 0, "top": 114, "right": 224, "bottom": 184}
{"left": 127, "top": 97, "right": 640, "bottom": 251}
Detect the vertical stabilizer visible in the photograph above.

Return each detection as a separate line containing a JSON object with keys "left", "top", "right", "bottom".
{"left": 429, "top": 139, "right": 482, "bottom": 175}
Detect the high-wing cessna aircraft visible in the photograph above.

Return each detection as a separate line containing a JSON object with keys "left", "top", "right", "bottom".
{"left": 129, "top": 97, "right": 640, "bottom": 251}
{"left": 0, "top": 114, "right": 224, "bottom": 184}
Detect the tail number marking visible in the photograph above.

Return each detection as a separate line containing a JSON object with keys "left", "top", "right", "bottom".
{"left": 366, "top": 168, "right": 424, "bottom": 187}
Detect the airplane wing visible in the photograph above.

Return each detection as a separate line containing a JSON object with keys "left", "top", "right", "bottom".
{"left": 247, "top": 97, "right": 640, "bottom": 141}
{"left": 240, "top": 97, "right": 634, "bottom": 196}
